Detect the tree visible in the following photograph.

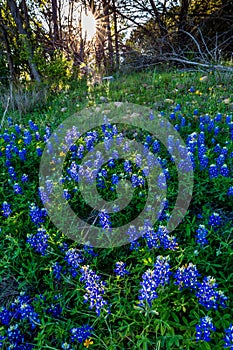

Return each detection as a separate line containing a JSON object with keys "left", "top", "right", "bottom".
{"left": 6, "top": 0, "right": 41, "bottom": 81}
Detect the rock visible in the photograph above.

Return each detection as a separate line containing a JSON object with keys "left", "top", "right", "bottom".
{"left": 100, "top": 96, "right": 108, "bottom": 102}
{"left": 102, "top": 76, "right": 114, "bottom": 81}
{"left": 164, "top": 99, "right": 174, "bottom": 104}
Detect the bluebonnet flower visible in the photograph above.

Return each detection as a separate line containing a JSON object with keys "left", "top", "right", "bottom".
{"left": 215, "top": 112, "right": 222, "bottom": 121}
{"left": 207, "top": 119, "right": 215, "bottom": 132}
{"left": 127, "top": 224, "right": 140, "bottom": 242}
{"left": 58, "top": 242, "right": 69, "bottom": 252}
{"left": 197, "top": 131, "right": 205, "bottom": 145}
{"left": 97, "top": 174, "right": 106, "bottom": 189}
{"left": 157, "top": 173, "right": 167, "bottom": 189}
{"left": 18, "top": 148, "right": 27, "bottom": 161}
{"left": 67, "top": 162, "right": 79, "bottom": 182}
{"left": 70, "top": 324, "right": 93, "bottom": 343}
{"left": 0, "top": 307, "right": 12, "bottom": 325}
{"left": 23, "top": 129, "right": 32, "bottom": 145}
{"left": 223, "top": 324, "right": 233, "bottom": 349}
{"left": 142, "top": 220, "right": 160, "bottom": 249}
{"left": 138, "top": 269, "right": 158, "bottom": 307}
{"left": 7, "top": 324, "right": 24, "bottom": 346}
{"left": 8, "top": 166, "right": 17, "bottom": 180}
{"left": 1, "top": 201, "right": 12, "bottom": 218}
{"left": 135, "top": 154, "right": 142, "bottom": 167}
{"left": 142, "top": 166, "right": 150, "bottom": 177}
{"left": 7, "top": 117, "right": 13, "bottom": 126}
{"left": 84, "top": 245, "right": 98, "bottom": 257}
{"left": 18, "top": 302, "right": 40, "bottom": 329}
{"left": 214, "top": 126, "right": 220, "bottom": 135}
{"left": 227, "top": 187, "right": 233, "bottom": 197}
{"left": 64, "top": 248, "right": 83, "bottom": 271}
{"left": 124, "top": 160, "right": 132, "bottom": 173}
{"left": 209, "top": 164, "right": 218, "bottom": 179}
{"left": 180, "top": 117, "right": 186, "bottom": 127}
{"left": 208, "top": 212, "right": 222, "bottom": 229}
{"left": 196, "top": 276, "right": 227, "bottom": 309}
{"left": 36, "top": 146, "right": 43, "bottom": 156}
{"left": 114, "top": 262, "right": 130, "bottom": 277}
{"left": 15, "top": 124, "right": 21, "bottom": 133}
{"left": 178, "top": 159, "right": 193, "bottom": 172}
{"left": 108, "top": 159, "right": 115, "bottom": 168}
{"left": 52, "top": 262, "right": 64, "bottom": 280}
{"left": 196, "top": 225, "right": 209, "bottom": 245}
{"left": 131, "top": 174, "right": 144, "bottom": 188}
{"left": 152, "top": 140, "right": 160, "bottom": 153}
{"left": 29, "top": 204, "right": 47, "bottom": 225}
{"left": 13, "top": 183, "right": 23, "bottom": 194}
{"left": 111, "top": 174, "right": 119, "bottom": 186}
{"left": 98, "top": 211, "right": 111, "bottom": 230}
{"left": 199, "top": 155, "right": 209, "bottom": 170}
{"left": 80, "top": 265, "right": 109, "bottom": 315}
{"left": 174, "top": 263, "right": 200, "bottom": 290}
{"left": 47, "top": 304, "right": 62, "bottom": 318}
{"left": 21, "top": 174, "right": 29, "bottom": 182}
{"left": 0, "top": 335, "right": 5, "bottom": 348}
{"left": 63, "top": 189, "right": 71, "bottom": 200}
{"left": 194, "top": 109, "right": 199, "bottom": 115}
{"left": 27, "top": 228, "right": 49, "bottom": 255}
{"left": 196, "top": 316, "right": 216, "bottom": 342}
{"left": 189, "top": 86, "right": 195, "bottom": 93}
{"left": 3, "top": 132, "right": 11, "bottom": 142}
{"left": 220, "top": 164, "right": 229, "bottom": 177}
{"left": 139, "top": 256, "right": 171, "bottom": 307}
{"left": 216, "top": 154, "right": 225, "bottom": 167}
{"left": 156, "top": 226, "right": 179, "bottom": 250}
{"left": 170, "top": 112, "right": 176, "bottom": 120}
{"left": 198, "top": 144, "right": 207, "bottom": 157}
{"left": 28, "top": 120, "right": 38, "bottom": 131}
{"left": 38, "top": 187, "right": 49, "bottom": 203}
{"left": 35, "top": 131, "right": 40, "bottom": 141}
{"left": 45, "top": 179, "right": 53, "bottom": 194}
{"left": 222, "top": 147, "right": 229, "bottom": 156}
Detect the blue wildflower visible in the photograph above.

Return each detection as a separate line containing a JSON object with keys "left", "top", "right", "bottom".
{"left": 70, "top": 324, "right": 93, "bottom": 343}
{"left": 196, "top": 225, "right": 209, "bottom": 245}
{"left": 114, "top": 262, "right": 130, "bottom": 277}
{"left": 196, "top": 276, "right": 227, "bottom": 309}
{"left": 196, "top": 316, "right": 216, "bottom": 342}
{"left": 1, "top": 201, "right": 12, "bottom": 218}
{"left": 27, "top": 228, "right": 49, "bottom": 255}
{"left": 223, "top": 324, "right": 233, "bottom": 349}
{"left": 174, "top": 263, "right": 200, "bottom": 290}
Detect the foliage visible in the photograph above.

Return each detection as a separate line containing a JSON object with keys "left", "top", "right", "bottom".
{"left": 0, "top": 68, "right": 233, "bottom": 349}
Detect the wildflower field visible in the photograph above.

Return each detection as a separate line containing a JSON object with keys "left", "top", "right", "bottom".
{"left": 0, "top": 68, "right": 233, "bottom": 349}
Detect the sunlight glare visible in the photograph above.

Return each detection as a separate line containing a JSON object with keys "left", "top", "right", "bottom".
{"left": 81, "top": 11, "right": 96, "bottom": 41}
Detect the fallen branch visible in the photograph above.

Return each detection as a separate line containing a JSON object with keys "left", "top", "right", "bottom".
{"left": 0, "top": 96, "right": 10, "bottom": 129}
{"left": 163, "top": 56, "right": 233, "bottom": 72}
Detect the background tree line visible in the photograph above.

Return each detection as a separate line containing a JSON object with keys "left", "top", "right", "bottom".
{"left": 0, "top": 0, "right": 232, "bottom": 84}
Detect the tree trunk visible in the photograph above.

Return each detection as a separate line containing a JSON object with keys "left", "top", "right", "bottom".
{"left": 103, "top": 0, "right": 114, "bottom": 71}
{"left": 51, "top": 0, "right": 59, "bottom": 47}
{"left": 112, "top": 0, "right": 119, "bottom": 70}
{"left": 6, "top": 0, "right": 41, "bottom": 82}
{"left": 0, "top": 8, "right": 16, "bottom": 81}
{"left": 148, "top": 0, "right": 167, "bottom": 37}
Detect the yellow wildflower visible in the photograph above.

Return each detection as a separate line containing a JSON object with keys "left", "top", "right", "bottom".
{"left": 84, "top": 338, "right": 93, "bottom": 348}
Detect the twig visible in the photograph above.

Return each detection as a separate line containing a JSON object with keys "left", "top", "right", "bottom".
{"left": 0, "top": 96, "right": 10, "bottom": 129}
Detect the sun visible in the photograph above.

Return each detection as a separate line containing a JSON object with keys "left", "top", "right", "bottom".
{"left": 81, "top": 10, "right": 96, "bottom": 41}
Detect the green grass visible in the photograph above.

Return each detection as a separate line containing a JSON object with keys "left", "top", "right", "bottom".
{"left": 0, "top": 67, "right": 233, "bottom": 349}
